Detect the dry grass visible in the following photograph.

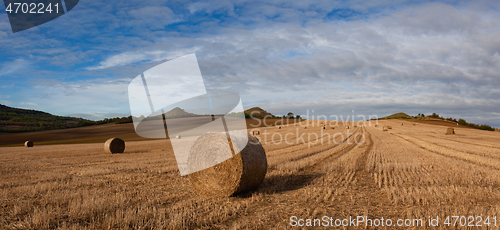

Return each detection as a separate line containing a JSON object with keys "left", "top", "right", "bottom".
{"left": 1, "top": 119, "right": 500, "bottom": 229}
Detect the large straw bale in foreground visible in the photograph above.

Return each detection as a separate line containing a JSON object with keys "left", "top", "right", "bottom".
{"left": 104, "top": 138, "right": 125, "bottom": 154}
{"left": 446, "top": 128, "right": 455, "bottom": 135}
{"left": 188, "top": 132, "right": 267, "bottom": 197}
{"left": 24, "top": 140, "right": 33, "bottom": 147}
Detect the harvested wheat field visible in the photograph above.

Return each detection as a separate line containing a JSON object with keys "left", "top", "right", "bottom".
{"left": 1, "top": 119, "right": 500, "bottom": 229}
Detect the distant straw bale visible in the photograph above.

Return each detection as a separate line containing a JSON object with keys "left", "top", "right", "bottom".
{"left": 104, "top": 138, "right": 125, "bottom": 154}
{"left": 383, "top": 126, "right": 388, "bottom": 131}
{"left": 446, "top": 128, "right": 455, "bottom": 135}
{"left": 24, "top": 140, "right": 33, "bottom": 148}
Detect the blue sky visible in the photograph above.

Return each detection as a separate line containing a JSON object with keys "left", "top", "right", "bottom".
{"left": 1, "top": 0, "right": 500, "bottom": 127}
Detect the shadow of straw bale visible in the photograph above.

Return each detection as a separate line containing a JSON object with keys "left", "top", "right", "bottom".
{"left": 235, "top": 173, "right": 323, "bottom": 197}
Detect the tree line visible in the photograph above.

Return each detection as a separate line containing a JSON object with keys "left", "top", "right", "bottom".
{"left": 0, "top": 105, "right": 133, "bottom": 133}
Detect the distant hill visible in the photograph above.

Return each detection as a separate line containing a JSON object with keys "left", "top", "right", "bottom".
{"left": 141, "top": 107, "right": 200, "bottom": 121}
{"left": 163, "top": 107, "right": 197, "bottom": 118}
{"left": 150, "top": 107, "right": 276, "bottom": 120}
{"left": 381, "top": 112, "right": 412, "bottom": 120}
{"left": 378, "top": 111, "right": 496, "bottom": 131}
{"left": 244, "top": 107, "right": 275, "bottom": 118}
{"left": 0, "top": 104, "right": 131, "bottom": 133}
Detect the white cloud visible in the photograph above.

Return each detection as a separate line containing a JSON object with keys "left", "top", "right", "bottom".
{"left": 21, "top": 78, "right": 132, "bottom": 117}
{"left": 1, "top": 0, "right": 500, "bottom": 127}
{"left": 87, "top": 47, "right": 200, "bottom": 70}
{"left": 19, "top": 102, "right": 37, "bottom": 106}
{"left": 0, "top": 59, "right": 29, "bottom": 76}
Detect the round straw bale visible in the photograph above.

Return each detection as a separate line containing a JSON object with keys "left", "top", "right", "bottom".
{"left": 331, "top": 127, "right": 335, "bottom": 129}
{"left": 446, "top": 128, "right": 455, "bottom": 135}
{"left": 374, "top": 124, "right": 378, "bottom": 127}
{"left": 401, "top": 123, "right": 404, "bottom": 125}
{"left": 187, "top": 132, "right": 267, "bottom": 197}
{"left": 252, "top": 130, "right": 260, "bottom": 135}
{"left": 294, "top": 124, "right": 297, "bottom": 126}
{"left": 304, "top": 126, "right": 307, "bottom": 129}
{"left": 24, "top": 140, "right": 33, "bottom": 147}
{"left": 176, "top": 135, "right": 181, "bottom": 139}
{"left": 278, "top": 126, "right": 282, "bottom": 129}
{"left": 104, "top": 138, "right": 125, "bottom": 154}
{"left": 383, "top": 126, "right": 388, "bottom": 131}
{"left": 322, "top": 126, "right": 326, "bottom": 129}
{"left": 387, "top": 125, "right": 392, "bottom": 129}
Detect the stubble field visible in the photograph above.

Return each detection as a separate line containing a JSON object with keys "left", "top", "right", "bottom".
{"left": 1, "top": 119, "right": 500, "bottom": 229}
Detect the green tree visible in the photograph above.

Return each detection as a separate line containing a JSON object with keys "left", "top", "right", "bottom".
{"left": 458, "top": 119, "right": 467, "bottom": 125}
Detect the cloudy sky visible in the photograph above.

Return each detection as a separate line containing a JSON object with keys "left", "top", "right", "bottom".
{"left": 0, "top": 0, "right": 499, "bottom": 127}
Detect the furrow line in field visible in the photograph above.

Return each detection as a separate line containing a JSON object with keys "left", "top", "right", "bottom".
{"left": 267, "top": 129, "right": 359, "bottom": 169}
{"left": 409, "top": 135, "right": 500, "bottom": 160}
{"left": 264, "top": 127, "right": 354, "bottom": 156}
{"left": 393, "top": 133, "right": 500, "bottom": 171}
{"left": 426, "top": 134, "right": 500, "bottom": 150}
{"left": 274, "top": 128, "right": 363, "bottom": 173}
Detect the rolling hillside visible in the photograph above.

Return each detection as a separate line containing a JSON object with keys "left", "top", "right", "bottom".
{"left": 0, "top": 104, "right": 131, "bottom": 133}
{"left": 379, "top": 112, "right": 496, "bottom": 131}
{"left": 0, "top": 104, "right": 91, "bottom": 132}
{"left": 244, "top": 107, "right": 275, "bottom": 118}
{"left": 380, "top": 112, "right": 412, "bottom": 119}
